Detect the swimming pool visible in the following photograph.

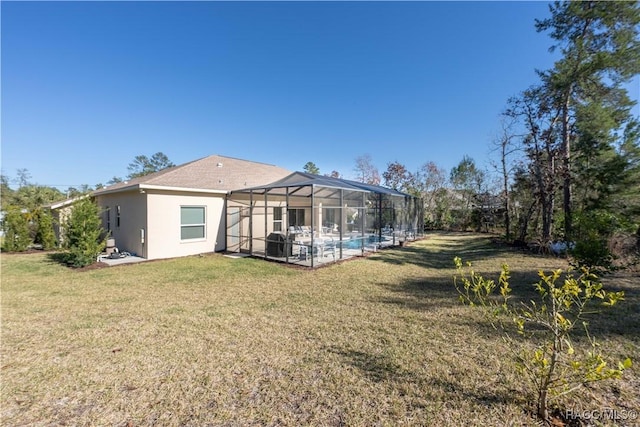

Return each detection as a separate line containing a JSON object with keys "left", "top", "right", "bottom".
{"left": 342, "top": 235, "right": 381, "bottom": 249}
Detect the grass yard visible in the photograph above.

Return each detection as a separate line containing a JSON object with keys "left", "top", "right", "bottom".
{"left": 1, "top": 232, "right": 638, "bottom": 426}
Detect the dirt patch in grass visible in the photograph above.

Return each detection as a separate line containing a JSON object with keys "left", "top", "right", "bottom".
{"left": 2, "top": 232, "right": 638, "bottom": 426}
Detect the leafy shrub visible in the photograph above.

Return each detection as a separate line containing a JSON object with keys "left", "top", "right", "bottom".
{"left": 453, "top": 257, "right": 630, "bottom": 422}
{"left": 32, "top": 209, "right": 57, "bottom": 250}
{"left": 63, "top": 198, "right": 106, "bottom": 267}
{"left": 570, "top": 211, "right": 622, "bottom": 273}
{"left": 2, "top": 206, "right": 31, "bottom": 252}
{"left": 570, "top": 238, "right": 614, "bottom": 273}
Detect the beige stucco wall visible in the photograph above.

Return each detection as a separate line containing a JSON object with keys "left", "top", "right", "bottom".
{"left": 95, "top": 191, "right": 148, "bottom": 257}
{"left": 145, "top": 190, "right": 225, "bottom": 260}
{"left": 95, "top": 189, "right": 226, "bottom": 260}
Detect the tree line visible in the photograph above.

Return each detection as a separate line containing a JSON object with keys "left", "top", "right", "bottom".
{"left": 303, "top": 2, "right": 640, "bottom": 269}
{"left": 0, "top": 152, "right": 174, "bottom": 258}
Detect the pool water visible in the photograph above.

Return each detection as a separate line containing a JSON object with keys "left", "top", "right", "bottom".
{"left": 343, "top": 239, "right": 361, "bottom": 249}
{"left": 342, "top": 235, "right": 381, "bottom": 249}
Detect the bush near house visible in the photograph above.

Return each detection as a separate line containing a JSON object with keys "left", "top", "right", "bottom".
{"left": 62, "top": 198, "right": 106, "bottom": 267}
{"left": 32, "top": 208, "right": 57, "bottom": 250}
{"left": 1, "top": 206, "right": 58, "bottom": 252}
{"left": 1, "top": 206, "right": 31, "bottom": 252}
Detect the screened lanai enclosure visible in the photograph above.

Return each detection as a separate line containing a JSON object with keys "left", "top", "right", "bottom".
{"left": 226, "top": 172, "right": 423, "bottom": 267}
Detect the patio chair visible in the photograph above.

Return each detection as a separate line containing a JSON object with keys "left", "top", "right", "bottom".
{"left": 322, "top": 237, "right": 336, "bottom": 261}
{"left": 300, "top": 226, "right": 311, "bottom": 237}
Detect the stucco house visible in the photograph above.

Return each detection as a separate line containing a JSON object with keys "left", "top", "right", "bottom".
{"left": 90, "top": 155, "right": 291, "bottom": 260}
{"left": 50, "top": 154, "right": 423, "bottom": 267}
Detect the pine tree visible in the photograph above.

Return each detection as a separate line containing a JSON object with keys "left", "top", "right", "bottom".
{"left": 535, "top": 0, "right": 640, "bottom": 239}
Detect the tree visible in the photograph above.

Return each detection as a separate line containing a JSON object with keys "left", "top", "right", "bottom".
{"left": 353, "top": 154, "right": 380, "bottom": 185}
{"left": 326, "top": 170, "right": 341, "bottom": 179}
{"left": 127, "top": 152, "right": 175, "bottom": 179}
{"left": 450, "top": 156, "right": 485, "bottom": 230}
{"left": 615, "top": 121, "right": 640, "bottom": 229}
{"left": 107, "top": 176, "right": 123, "bottom": 185}
{"left": 491, "top": 116, "right": 522, "bottom": 241}
{"left": 413, "top": 162, "right": 449, "bottom": 229}
{"left": 510, "top": 166, "right": 539, "bottom": 243}
{"left": 382, "top": 161, "right": 411, "bottom": 191}
{"left": 505, "top": 88, "right": 561, "bottom": 242}
{"left": 1, "top": 173, "right": 14, "bottom": 210}
{"left": 4, "top": 182, "right": 65, "bottom": 212}
{"left": 63, "top": 198, "right": 106, "bottom": 267}
{"left": 535, "top": 0, "right": 640, "bottom": 239}
{"left": 1, "top": 170, "right": 63, "bottom": 251}
{"left": 66, "top": 184, "right": 92, "bottom": 199}
{"left": 303, "top": 161, "right": 320, "bottom": 175}
{"left": 15, "top": 168, "right": 31, "bottom": 188}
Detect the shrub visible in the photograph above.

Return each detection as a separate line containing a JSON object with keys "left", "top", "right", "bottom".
{"left": 570, "top": 238, "right": 614, "bottom": 273}
{"left": 63, "top": 198, "right": 106, "bottom": 267}
{"left": 569, "top": 210, "right": 626, "bottom": 273}
{"left": 453, "top": 257, "right": 630, "bottom": 422}
{"left": 608, "top": 232, "right": 640, "bottom": 269}
{"left": 32, "top": 209, "right": 57, "bottom": 250}
{"left": 2, "top": 206, "right": 32, "bottom": 252}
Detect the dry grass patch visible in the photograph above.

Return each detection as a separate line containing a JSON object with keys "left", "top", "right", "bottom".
{"left": 2, "top": 232, "right": 638, "bottom": 426}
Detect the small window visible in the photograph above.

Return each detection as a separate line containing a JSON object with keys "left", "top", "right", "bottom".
{"left": 181, "top": 206, "right": 206, "bottom": 240}
{"left": 273, "top": 207, "right": 283, "bottom": 232}
{"left": 106, "top": 207, "right": 111, "bottom": 231}
{"left": 116, "top": 206, "right": 121, "bottom": 228}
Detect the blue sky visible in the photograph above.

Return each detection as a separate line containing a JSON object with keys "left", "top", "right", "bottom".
{"left": 2, "top": 1, "right": 637, "bottom": 190}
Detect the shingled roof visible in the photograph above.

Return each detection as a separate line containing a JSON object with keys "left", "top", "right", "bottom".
{"left": 93, "top": 155, "right": 292, "bottom": 195}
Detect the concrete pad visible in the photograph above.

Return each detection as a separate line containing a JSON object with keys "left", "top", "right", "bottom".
{"left": 98, "top": 255, "right": 147, "bottom": 266}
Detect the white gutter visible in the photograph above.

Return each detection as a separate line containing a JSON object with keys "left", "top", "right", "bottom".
{"left": 91, "top": 184, "right": 141, "bottom": 196}
{"left": 139, "top": 184, "right": 228, "bottom": 195}
{"left": 93, "top": 184, "right": 228, "bottom": 196}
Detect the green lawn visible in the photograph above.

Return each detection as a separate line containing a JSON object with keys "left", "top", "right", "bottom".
{"left": 1, "top": 232, "right": 638, "bottom": 426}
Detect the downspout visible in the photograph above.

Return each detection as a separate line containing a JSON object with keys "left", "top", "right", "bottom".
{"left": 142, "top": 191, "right": 147, "bottom": 259}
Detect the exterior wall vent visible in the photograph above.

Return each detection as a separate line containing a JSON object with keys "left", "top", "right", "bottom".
{"left": 217, "top": 162, "right": 223, "bottom": 167}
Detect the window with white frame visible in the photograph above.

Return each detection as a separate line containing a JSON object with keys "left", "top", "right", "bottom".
{"left": 273, "top": 207, "right": 283, "bottom": 232}
{"left": 181, "top": 206, "right": 206, "bottom": 240}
